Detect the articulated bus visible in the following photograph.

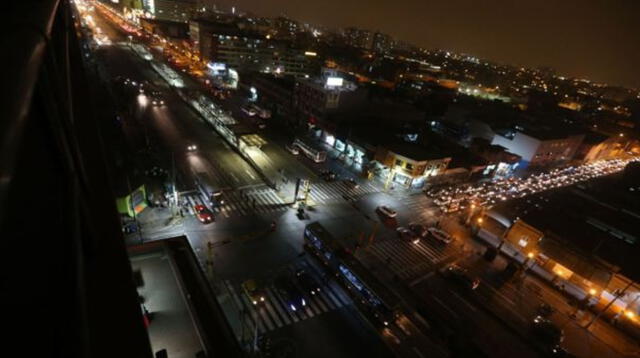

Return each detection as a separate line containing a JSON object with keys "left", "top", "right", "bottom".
{"left": 303, "top": 222, "right": 400, "bottom": 326}
{"left": 293, "top": 138, "right": 327, "bottom": 163}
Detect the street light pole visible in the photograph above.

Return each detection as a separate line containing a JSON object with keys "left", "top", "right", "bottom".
{"left": 584, "top": 280, "right": 634, "bottom": 330}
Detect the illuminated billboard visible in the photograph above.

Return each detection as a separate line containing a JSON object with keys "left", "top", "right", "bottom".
{"left": 207, "top": 62, "right": 227, "bottom": 75}
{"left": 326, "top": 77, "right": 343, "bottom": 87}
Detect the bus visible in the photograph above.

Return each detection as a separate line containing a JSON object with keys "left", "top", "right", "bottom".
{"left": 194, "top": 171, "right": 224, "bottom": 207}
{"left": 293, "top": 138, "right": 327, "bottom": 163}
{"left": 303, "top": 222, "right": 400, "bottom": 326}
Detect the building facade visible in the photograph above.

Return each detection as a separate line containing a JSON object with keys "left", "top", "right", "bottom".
{"left": 190, "top": 19, "right": 312, "bottom": 76}
{"left": 343, "top": 27, "right": 374, "bottom": 50}
{"left": 374, "top": 144, "right": 450, "bottom": 188}
{"left": 152, "top": 0, "right": 197, "bottom": 23}
{"left": 491, "top": 130, "right": 584, "bottom": 168}
{"left": 372, "top": 32, "right": 393, "bottom": 53}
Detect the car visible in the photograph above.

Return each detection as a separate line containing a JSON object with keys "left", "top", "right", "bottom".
{"left": 344, "top": 178, "right": 359, "bottom": 189}
{"left": 428, "top": 227, "right": 453, "bottom": 244}
{"left": 209, "top": 190, "right": 224, "bottom": 206}
{"left": 320, "top": 170, "right": 336, "bottom": 181}
{"left": 531, "top": 315, "right": 564, "bottom": 349}
{"left": 377, "top": 205, "right": 397, "bottom": 218}
{"left": 444, "top": 264, "right": 480, "bottom": 290}
{"left": 241, "top": 279, "right": 266, "bottom": 306}
{"left": 274, "top": 275, "right": 306, "bottom": 312}
{"left": 285, "top": 144, "right": 299, "bottom": 155}
{"left": 294, "top": 269, "right": 321, "bottom": 296}
{"left": 241, "top": 106, "right": 256, "bottom": 116}
{"left": 187, "top": 144, "right": 197, "bottom": 151}
{"left": 397, "top": 227, "right": 420, "bottom": 244}
{"left": 408, "top": 223, "right": 428, "bottom": 238}
{"left": 194, "top": 204, "right": 214, "bottom": 223}
{"left": 150, "top": 91, "right": 165, "bottom": 106}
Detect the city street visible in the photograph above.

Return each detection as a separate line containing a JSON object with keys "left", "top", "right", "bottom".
{"left": 88, "top": 7, "right": 402, "bottom": 357}
{"left": 85, "top": 3, "right": 640, "bottom": 357}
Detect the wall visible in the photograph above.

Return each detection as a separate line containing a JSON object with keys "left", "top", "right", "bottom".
{"left": 491, "top": 132, "right": 540, "bottom": 163}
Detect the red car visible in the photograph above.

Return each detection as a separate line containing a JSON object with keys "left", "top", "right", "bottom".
{"left": 194, "top": 204, "right": 214, "bottom": 223}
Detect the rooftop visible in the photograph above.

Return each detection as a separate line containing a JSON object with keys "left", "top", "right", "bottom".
{"left": 492, "top": 170, "right": 640, "bottom": 281}
{"left": 385, "top": 141, "right": 451, "bottom": 161}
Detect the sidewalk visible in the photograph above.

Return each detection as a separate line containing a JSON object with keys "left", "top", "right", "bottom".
{"left": 124, "top": 206, "right": 185, "bottom": 245}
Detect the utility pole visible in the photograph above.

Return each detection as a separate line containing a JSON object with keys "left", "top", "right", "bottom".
{"left": 384, "top": 168, "right": 394, "bottom": 192}
{"left": 584, "top": 280, "right": 634, "bottom": 330}
{"left": 171, "top": 151, "right": 179, "bottom": 217}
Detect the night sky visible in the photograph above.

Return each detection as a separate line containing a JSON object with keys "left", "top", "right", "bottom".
{"left": 213, "top": 0, "right": 639, "bottom": 88}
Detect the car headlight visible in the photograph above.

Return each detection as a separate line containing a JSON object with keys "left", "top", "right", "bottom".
{"left": 252, "top": 300, "right": 257, "bottom": 305}
{"left": 260, "top": 297, "right": 265, "bottom": 302}
{"left": 302, "top": 299, "right": 306, "bottom": 306}
{"left": 290, "top": 304, "right": 296, "bottom": 311}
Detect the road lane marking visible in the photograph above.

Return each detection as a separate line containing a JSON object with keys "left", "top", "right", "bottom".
{"left": 449, "top": 290, "right": 477, "bottom": 312}
{"left": 431, "top": 295, "right": 459, "bottom": 319}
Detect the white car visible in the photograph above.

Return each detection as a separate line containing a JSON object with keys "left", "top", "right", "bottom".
{"left": 428, "top": 227, "right": 453, "bottom": 244}
{"left": 377, "top": 205, "right": 397, "bottom": 218}
{"left": 241, "top": 106, "right": 256, "bottom": 117}
{"left": 285, "top": 144, "right": 299, "bottom": 155}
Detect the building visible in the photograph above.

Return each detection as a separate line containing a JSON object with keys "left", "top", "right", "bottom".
{"left": 491, "top": 128, "right": 584, "bottom": 168}
{"left": 151, "top": 0, "right": 198, "bottom": 23}
{"left": 470, "top": 138, "right": 521, "bottom": 178}
{"left": 241, "top": 73, "right": 296, "bottom": 118}
{"left": 343, "top": 27, "right": 374, "bottom": 50}
{"left": 374, "top": 142, "right": 451, "bottom": 188}
{"left": 190, "top": 19, "right": 312, "bottom": 76}
{"left": 274, "top": 16, "right": 300, "bottom": 39}
{"left": 372, "top": 31, "right": 393, "bottom": 53}
{"left": 574, "top": 131, "right": 631, "bottom": 163}
{"left": 293, "top": 69, "right": 359, "bottom": 126}
{"left": 189, "top": 19, "right": 235, "bottom": 62}
{"left": 140, "top": 17, "right": 189, "bottom": 39}
{"left": 478, "top": 169, "right": 640, "bottom": 335}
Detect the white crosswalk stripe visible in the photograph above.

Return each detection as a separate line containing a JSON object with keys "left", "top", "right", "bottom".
{"left": 224, "top": 279, "right": 347, "bottom": 335}
{"left": 180, "top": 186, "right": 288, "bottom": 218}
{"left": 308, "top": 181, "right": 380, "bottom": 204}
{"left": 366, "top": 237, "right": 457, "bottom": 280}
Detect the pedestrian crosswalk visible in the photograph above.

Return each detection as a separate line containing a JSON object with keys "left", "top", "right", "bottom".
{"left": 223, "top": 278, "right": 350, "bottom": 335}
{"left": 307, "top": 181, "right": 380, "bottom": 204}
{"left": 364, "top": 237, "right": 458, "bottom": 281}
{"left": 400, "top": 195, "right": 440, "bottom": 223}
{"left": 183, "top": 186, "right": 288, "bottom": 218}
